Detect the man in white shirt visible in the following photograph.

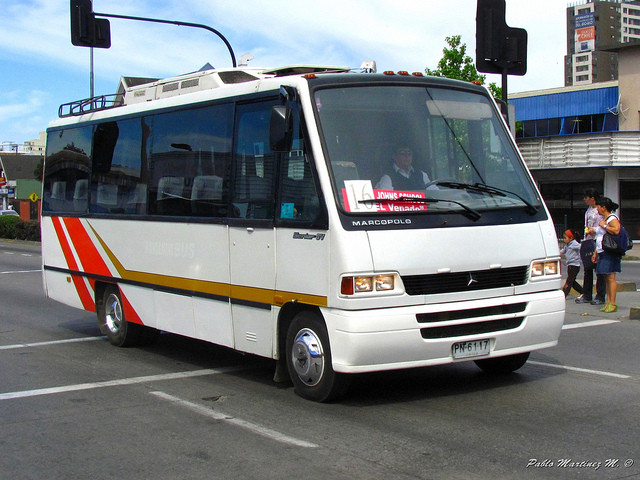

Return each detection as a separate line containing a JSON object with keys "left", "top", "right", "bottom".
{"left": 375, "top": 146, "right": 433, "bottom": 191}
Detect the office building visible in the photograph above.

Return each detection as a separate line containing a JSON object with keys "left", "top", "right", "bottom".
{"left": 565, "top": 0, "right": 640, "bottom": 86}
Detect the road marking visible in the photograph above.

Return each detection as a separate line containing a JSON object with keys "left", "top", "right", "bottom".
{"left": 528, "top": 361, "right": 631, "bottom": 379}
{"left": 0, "top": 368, "right": 239, "bottom": 401}
{"left": 0, "top": 269, "right": 40, "bottom": 274}
{"left": 150, "top": 391, "right": 319, "bottom": 448}
{"left": 0, "top": 336, "right": 104, "bottom": 350}
{"left": 562, "top": 319, "right": 620, "bottom": 330}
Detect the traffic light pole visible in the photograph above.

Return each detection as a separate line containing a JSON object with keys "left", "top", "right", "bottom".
{"left": 93, "top": 11, "right": 237, "bottom": 68}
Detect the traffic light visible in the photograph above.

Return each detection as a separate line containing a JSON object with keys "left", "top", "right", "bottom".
{"left": 476, "top": 0, "right": 527, "bottom": 75}
{"left": 70, "top": 0, "right": 111, "bottom": 48}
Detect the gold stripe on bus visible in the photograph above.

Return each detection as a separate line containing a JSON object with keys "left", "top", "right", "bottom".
{"left": 89, "top": 223, "right": 327, "bottom": 308}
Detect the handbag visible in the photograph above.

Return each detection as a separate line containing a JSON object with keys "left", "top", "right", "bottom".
{"left": 579, "top": 239, "right": 596, "bottom": 269}
{"left": 602, "top": 226, "right": 632, "bottom": 256}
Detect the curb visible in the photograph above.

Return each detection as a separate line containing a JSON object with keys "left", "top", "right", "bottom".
{"left": 0, "top": 238, "right": 41, "bottom": 246}
{"left": 617, "top": 282, "right": 638, "bottom": 292}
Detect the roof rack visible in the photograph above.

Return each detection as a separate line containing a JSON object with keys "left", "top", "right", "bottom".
{"left": 58, "top": 94, "right": 124, "bottom": 118}
{"left": 56, "top": 63, "right": 358, "bottom": 118}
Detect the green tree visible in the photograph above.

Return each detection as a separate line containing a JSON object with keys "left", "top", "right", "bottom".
{"left": 426, "top": 35, "right": 501, "bottom": 99}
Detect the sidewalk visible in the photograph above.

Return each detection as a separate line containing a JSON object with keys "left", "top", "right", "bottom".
{"left": 622, "top": 241, "right": 640, "bottom": 261}
{"left": 562, "top": 242, "right": 640, "bottom": 321}
{"left": 564, "top": 289, "right": 640, "bottom": 322}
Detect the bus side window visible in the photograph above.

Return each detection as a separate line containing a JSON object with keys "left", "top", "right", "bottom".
{"left": 90, "top": 118, "right": 148, "bottom": 215}
{"left": 231, "top": 102, "right": 276, "bottom": 219}
{"left": 150, "top": 104, "right": 232, "bottom": 218}
{"left": 43, "top": 126, "right": 92, "bottom": 214}
{"left": 279, "top": 153, "right": 320, "bottom": 222}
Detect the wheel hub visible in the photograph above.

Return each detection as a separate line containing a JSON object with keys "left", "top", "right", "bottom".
{"left": 104, "top": 293, "right": 123, "bottom": 335}
{"left": 291, "top": 328, "right": 325, "bottom": 386}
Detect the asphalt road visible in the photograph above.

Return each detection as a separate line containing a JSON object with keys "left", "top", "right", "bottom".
{"left": 1, "top": 240, "right": 639, "bottom": 480}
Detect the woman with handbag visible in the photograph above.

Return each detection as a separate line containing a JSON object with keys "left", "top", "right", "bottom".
{"left": 593, "top": 197, "right": 622, "bottom": 313}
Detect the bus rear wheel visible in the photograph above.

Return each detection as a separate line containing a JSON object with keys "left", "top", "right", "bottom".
{"left": 98, "top": 285, "right": 143, "bottom": 347}
{"left": 285, "top": 312, "right": 351, "bottom": 402}
{"left": 474, "top": 352, "right": 530, "bottom": 374}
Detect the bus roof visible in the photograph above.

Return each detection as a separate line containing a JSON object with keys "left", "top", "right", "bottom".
{"left": 57, "top": 64, "right": 350, "bottom": 118}
{"left": 51, "top": 64, "right": 489, "bottom": 129}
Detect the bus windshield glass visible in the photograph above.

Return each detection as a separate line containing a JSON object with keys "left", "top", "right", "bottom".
{"left": 315, "top": 85, "right": 541, "bottom": 217}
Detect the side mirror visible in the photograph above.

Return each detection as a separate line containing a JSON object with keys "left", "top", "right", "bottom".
{"left": 269, "top": 105, "right": 293, "bottom": 152}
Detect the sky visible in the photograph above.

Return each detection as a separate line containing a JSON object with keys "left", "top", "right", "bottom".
{"left": 0, "top": 0, "right": 568, "bottom": 151}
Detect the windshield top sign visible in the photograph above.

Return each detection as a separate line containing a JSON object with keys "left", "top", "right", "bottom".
{"left": 343, "top": 180, "right": 427, "bottom": 213}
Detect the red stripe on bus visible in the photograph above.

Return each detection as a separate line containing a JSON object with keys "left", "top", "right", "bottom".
{"left": 121, "top": 290, "right": 144, "bottom": 325}
{"left": 62, "top": 218, "right": 113, "bottom": 277}
{"left": 51, "top": 217, "right": 96, "bottom": 312}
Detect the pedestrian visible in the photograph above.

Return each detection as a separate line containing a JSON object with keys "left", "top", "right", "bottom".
{"left": 560, "top": 229, "right": 583, "bottom": 298}
{"left": 593, "top": 197, "right": 622, "bottom": 313}
{"left": 575, "top": 189, "right": 606, "bottom": 305}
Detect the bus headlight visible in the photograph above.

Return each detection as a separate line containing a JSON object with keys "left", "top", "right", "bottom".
{"left": 341, "top": 274, "right": 398, "bottom": 295}
{"left": 531, "top": 260, "right": 560, "bottom": 278}
{"left": 355, "top": 276, "right": 373, "bottom": 292}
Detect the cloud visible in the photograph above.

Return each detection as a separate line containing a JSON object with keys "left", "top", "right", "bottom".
{"left": 0, "top": 0, "right": 570, "bottom": 145}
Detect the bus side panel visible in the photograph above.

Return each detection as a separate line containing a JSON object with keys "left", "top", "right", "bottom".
{"left": 41, "top": 216, "right": 96, "bottom": 311}
{"left": 43, "top": 269, "right": 94, "bottom": 312}
{"left": 93, "top": 220, "right": 233, "bottom": 346}
{"left": 153, "top": 290, "right": 196, "bottom": 338}
{"left": 193, "top": 296, "right": 233, "bottom": 349}
{"left": 229, "top": 226, "right": 275, "bottom": 358}
{"left": 119, "top": 284, "right": 156, "bottom": 328}
{"left": 275, "top": 228, "right": 330, "bottom": 302}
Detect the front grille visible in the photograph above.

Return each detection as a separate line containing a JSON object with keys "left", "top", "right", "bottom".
{"left": 417, "top": 303, "right": 527, "bottom": 323}
{"left": 402, "top": 266, "right": 528, "bottom": 295}
{"left": 420, "top": 317, "right": 524, "bottom": 339}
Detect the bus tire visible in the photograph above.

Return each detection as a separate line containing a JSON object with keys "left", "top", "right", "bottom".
{"left": 285, "top": 311, "right": 351, "bottom": 402}
{"left": 474, "top": 352, "right": 530, "bottom": 374}
{"left": 99, "top": 285, "right": 142, "bottom": 347}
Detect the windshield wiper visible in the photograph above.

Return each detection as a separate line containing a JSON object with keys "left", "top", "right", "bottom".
{"left": 358, "top": 196, "right": 481, "bottom": 221}
{"left": 432, "top": 181, "right": 539, "bottom": 216}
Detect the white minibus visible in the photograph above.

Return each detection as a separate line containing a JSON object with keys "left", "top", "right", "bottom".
{"left": 41, "top": 65, "right": 565, "bottom": 401}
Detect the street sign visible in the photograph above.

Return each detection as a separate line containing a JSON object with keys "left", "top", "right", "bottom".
{"left": 29, "top": 193, "right": 39, "bottom": 202}
{"left": 0, "top": 177, "right": 6, "bottom": 186}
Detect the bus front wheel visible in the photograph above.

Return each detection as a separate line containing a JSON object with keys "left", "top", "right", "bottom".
{"left": 99, "top": 285, "right": 143, "bottom": 347}
{"left": 285, "top": 312, "right": 351, "bottom": 402}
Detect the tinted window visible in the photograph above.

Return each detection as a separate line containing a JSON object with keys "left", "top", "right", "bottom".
{"left": 278, "top": 107, "right": 320, "bottom": 223}
{"left": 149, "top": 103, "right": 233, "bottom": 217}
{"left": 90, "top": 118, "right": 150, "bottom": 214}
{"left": 231, "top": 102, "right": 276, "bottom": 219}
{"left": 43, "top": 126, "right": 93, "bottom": 213}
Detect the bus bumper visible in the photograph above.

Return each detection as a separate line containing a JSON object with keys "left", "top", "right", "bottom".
{"left": 323, "top": 290, "right": 565, "bottom": 374}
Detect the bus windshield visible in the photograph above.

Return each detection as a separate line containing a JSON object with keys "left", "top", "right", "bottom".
{"left": 315, "top": 85, "right": 542, "bottom": 217}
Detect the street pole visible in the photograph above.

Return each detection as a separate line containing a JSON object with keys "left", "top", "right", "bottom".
{"left": 502, "top": 67, "right": 509, "bottom": 125}
{"left": 90, "top": 47, "right": 95, "bottom": 100}
{"left": 94, "top": 12, "right": 237, "bottom": 67}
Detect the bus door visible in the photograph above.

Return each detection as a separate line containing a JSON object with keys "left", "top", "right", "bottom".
{"left": 229, "top": 101, "right": 277, "bottom": 357}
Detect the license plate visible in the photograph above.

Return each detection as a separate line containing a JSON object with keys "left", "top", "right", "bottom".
{"left": 452, "top": 339, "right": 491, "bottom": 359}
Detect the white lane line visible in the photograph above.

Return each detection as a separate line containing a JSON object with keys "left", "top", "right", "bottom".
{"left": 0, "top": 368, "right": 239, "bottom": 401}
{"left": 0, "top": 269, "right": 40, "bottom": 274}
{"left": 150, "top": 391, "right": 319, "bottom": 448}
{"left": 528, "top": 361, "right": 631, "bottom": 379}
{"left": 0, "top": 336, "right": 104, "bottom": 351}
{"left": 562, "top": 319, "right": 620, "bottom": 330}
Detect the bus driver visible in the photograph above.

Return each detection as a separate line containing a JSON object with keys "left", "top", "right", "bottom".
{"left": 375, "top": 146, "right": 434, "bottom": 191}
